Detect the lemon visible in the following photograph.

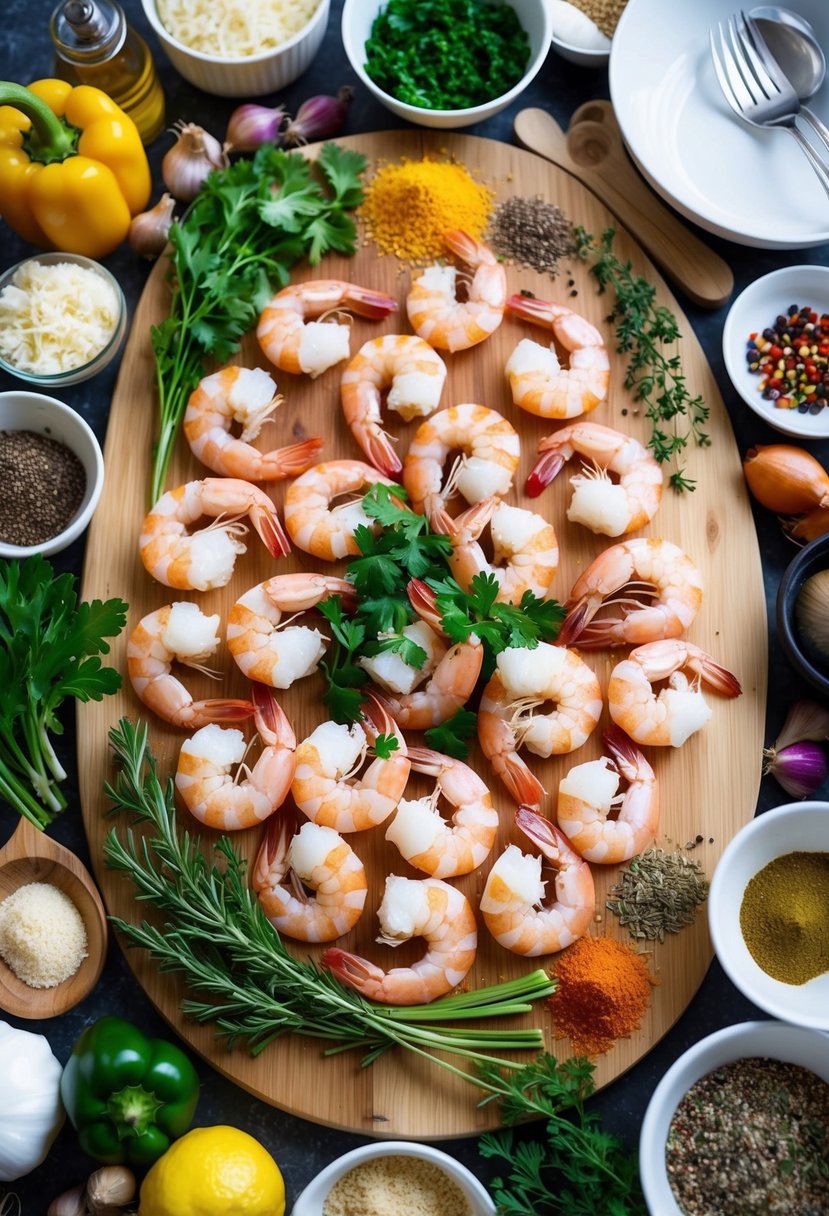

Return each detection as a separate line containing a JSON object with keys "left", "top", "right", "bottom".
{"left": 138, "top": 1125, "right": 285, "bottom": 1216}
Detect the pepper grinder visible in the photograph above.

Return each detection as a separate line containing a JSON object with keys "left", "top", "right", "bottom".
{"left": 49, "top": 0, "right": 165, "bottom": 144}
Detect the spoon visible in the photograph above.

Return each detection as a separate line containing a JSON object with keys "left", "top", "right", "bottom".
{"left": 748, "top": 7, "right": 829, "bottom": 151}
{"left": 0, "top": 817, "right": 108, "bottom": 1018}
{"left": 513, "top": 104, "right": 734, "bottom": 309}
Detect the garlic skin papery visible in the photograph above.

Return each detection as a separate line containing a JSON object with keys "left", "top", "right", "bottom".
{"left": 128, "top": 194, "right": 176, "bottom": 260}
{"left": 0, "top": 1020, "right": 65, "bottom": 1181}
{"left": 162, "top": 122, "right": 230, "bottom": 203}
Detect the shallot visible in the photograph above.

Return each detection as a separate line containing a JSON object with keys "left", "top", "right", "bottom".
{"left": 162, "top": 122, "right": 229, "bottom": 203}
{"left": 762, "top": 740, "right": 828, "bottom": 798}
{"left": 225, "top": 103, "right": 286, "bottom": 152}
{"left": 128, "top": 193, "right": 176, "bottom": 260}
{"left": 282, "top": 87, "right": 353, "bottom": 146}
{"left": 743, "top": 444, "right": 829, "bottom": 514}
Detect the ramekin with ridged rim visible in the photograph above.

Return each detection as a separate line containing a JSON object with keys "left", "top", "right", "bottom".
{"left": 140, "top": 0, "right": 330, "bottom": 98}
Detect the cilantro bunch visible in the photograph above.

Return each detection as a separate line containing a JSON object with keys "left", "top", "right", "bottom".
{"left": 149, "top": 143, "right": 367, "bottom": 503}
{"left": 318, "top": 486, "right": 564, "bottom": 756}
{"left": 0, "top": 556, "right": 127, "bottom": 827}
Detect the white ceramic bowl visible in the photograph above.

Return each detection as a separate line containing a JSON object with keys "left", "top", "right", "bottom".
{"left": 140, "top": 0, "right": 330, "bottom": 97}
{"left": 549, "top": 0, "right": 611, "bottom": 67}
{"left": 0, "top": 252, "right": 126, "bottom": 388}
{"left": 290, "top": 1141, "right": 496, "bottom": 1216}
{"left": 341, "top": 0, "right": 552, "bottom": 130}
{"left": 722, "top": 265, "right": 829, "bottom": 439}
{"left": 708, "top": 801, "right": 829, "bottom": 1030}
{"left": 639, "top": 1020, "right": 829, "bottom": 1216}
{"left": 0, "top": 390, "right": 105, "bottom": 558}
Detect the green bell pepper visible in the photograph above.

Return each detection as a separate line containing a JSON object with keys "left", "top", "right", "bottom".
{"left": 59, "top": 1015, "right": 199, "bottom": 1167}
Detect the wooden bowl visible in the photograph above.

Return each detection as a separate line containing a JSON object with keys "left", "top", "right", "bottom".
{"left": 0, "top": 818, "right": 108, "bottom": 1018}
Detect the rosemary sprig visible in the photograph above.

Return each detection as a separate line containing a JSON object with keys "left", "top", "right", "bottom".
{"left": 573, "top": 226, "right": 710, "bottom": 493}
{"left": 102, "top": 718, "right": 553, "bottom": 1076}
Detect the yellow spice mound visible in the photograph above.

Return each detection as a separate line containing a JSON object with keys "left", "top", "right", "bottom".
{"left": 360, "top": 158, "right": 494, "bottom": 263}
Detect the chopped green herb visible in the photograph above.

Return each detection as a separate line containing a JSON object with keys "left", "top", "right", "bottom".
{"left": 573, "top": 226, "right": 710, "bottom": 493}
{"left": 364, "top": 0, "right": 530, "bottom": 111}
{"left": 424, "top": 708, "right": 479, "bottom": 760}
{"left": 318, "top": 596, "right": 368, "bottom": 724}
{"left": 372, "top": 733, "right": 400, "bottom": 761}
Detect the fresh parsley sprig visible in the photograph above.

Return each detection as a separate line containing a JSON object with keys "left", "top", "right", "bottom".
{"left": 430, "top": 572, "right": 565, "bottom": 679}
{"left": 149, "top": 143, "right": 367, "bottom": 504}
{"left": 318, "top": 596, "right": 367, "bottom": 725}
{"left": 424, "top": 708, "right": 478, "bottom": 760}
{"left": 573, "top": 226, "right": 710, "bottom": 493}
{"left": 0, "top": 555, "right": 127, "bottom": 827}
{"left": 477, "top": 1054, "right": 647, "bottom": 1216}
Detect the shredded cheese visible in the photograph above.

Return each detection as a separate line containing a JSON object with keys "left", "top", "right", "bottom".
{"left": 0, "top": 882, "right": 88, "bottom": 989}
{"left": 156, "top": 0, "right": 322, "bottom": 57}
{"left": 0, "top": 260, "right": 120, "bottom": 376}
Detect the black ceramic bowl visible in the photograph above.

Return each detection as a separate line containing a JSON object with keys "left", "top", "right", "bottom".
{"left": 776, "top": 532, "right": 829, "bottom": 698}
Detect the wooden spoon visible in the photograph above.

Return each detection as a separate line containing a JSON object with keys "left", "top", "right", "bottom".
{"left": 0, "top": 818, "right": 108, "bottom": 1019}
{"left": 513, "top": 105, "right": 734, "bottom": 310}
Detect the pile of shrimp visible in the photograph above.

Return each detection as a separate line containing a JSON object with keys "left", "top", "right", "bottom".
{"left": 121, "top": 224, "right": 745, "bottom": 1011}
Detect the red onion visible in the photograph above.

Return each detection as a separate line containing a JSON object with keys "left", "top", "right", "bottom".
{"left": 225, "top": 103, "right": 286, "bottom": 152}
{"left": 282, "top": 87, "right": 353, "bottom": 146}
{"left": 762, "top": 740, "right": 828, "bottom": 799}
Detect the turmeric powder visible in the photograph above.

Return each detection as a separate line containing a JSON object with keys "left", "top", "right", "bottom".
{"left": 359, "top": 157, "right": 494, "bottom": 262}
{"left": 548, "top": 934, "right": 655, "bottom": 1057}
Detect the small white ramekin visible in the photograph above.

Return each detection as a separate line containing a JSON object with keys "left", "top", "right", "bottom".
{"left": 141, "top": 0, "right": 331, "bottom": 97}
{"left": 290, "top": 1141, "right": 495, "bottom": 1216}
{"left": 0, "top": 390, "right": 105, "bottom": 558}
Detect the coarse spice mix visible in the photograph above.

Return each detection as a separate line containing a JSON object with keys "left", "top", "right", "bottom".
{"left": 746, "top": 303, "right": 829, "bottom": 413}
{"left": 0, "top": 429, "right": 86, "bottom": 546}
{"left": 666, "top": 1057, "right": 829, "bottom": 1215}
{"left": 605, "top": 847, "right": 709, "bottom": 942}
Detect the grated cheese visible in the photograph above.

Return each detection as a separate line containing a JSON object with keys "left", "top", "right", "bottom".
{"left": 0, "top": 260, "right": 120, "bottom": 376}
{"left": 0, "top": 881, "right": 88, "bottom": 989}
{"left": 156, "top": 0, "right": 322, "bottom": 57}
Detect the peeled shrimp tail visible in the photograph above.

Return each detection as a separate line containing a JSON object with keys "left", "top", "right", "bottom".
{"left": 361, "top": 693, "right": 408, "bottom": 755}
{"left": 322, "top": 947, "right": 386, "bottom": 999}
{"left": 556, "top": 596, "right": 593, "bottom": 648}
{"left": 263, "top": 437, "right": 325, "bottom": 478}
{"left": 345, "top": 287, "right": 399, "bottom": 320}
{"left": 356, "top": 423, "right": 401, "bottom": 481}
{"left": 477, "top": 711, "right": 547, "bottom": 809}
{"left": 407, "top": 578, "right": 448, "bottom": 639}
{"left": 515, "top": 804, "right": 577, "bottom": 863}
{"left": 602, "top": 724, "right": 655, "bottom": 783}
{"left": 252, "top": 805, "right": 295, "bottom": 893}
{"left": 686, "top": 649, "right": 743, "bottom": 697}
{"left": 252, "top": 681, "right": 297, "bottom": 751}
{"left": 525, "top": 447, "right": 567, "bottom": 497}
{"left": 182, "top": 698, "right": 256, "bottom": 725}
{"left": 248, "top": 498, "right": 291, "bottom": 558}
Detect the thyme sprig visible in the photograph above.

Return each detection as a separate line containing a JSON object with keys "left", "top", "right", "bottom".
{"left": 573, "top": 226, "right": 710, "bottom": 493}
{"left": 102, "top": 718, "right": 553, "bottom": 1072}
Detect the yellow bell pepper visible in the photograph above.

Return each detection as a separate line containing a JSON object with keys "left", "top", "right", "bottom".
{"left": 0, "top": 78, "right": 151, "bottom": 258}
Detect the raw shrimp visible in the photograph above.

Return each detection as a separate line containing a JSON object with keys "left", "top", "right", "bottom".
{"left": 402, "top": 403, "right": 520, "bottom": 533}
{"left": 480, "top": 806, "right": 595, "bottom": 956}
{"left": 284, "top": 459, "right": 400, "bottom": 560}
{"left": 322, "top": 875, "right": 477, "bottom": 1004}
{"left": 256, "top": 279, "right": 397, "bottom": 378}
{"left": 447, "top": 496, "right": 559, "bottom": 604}
{"left": 505, "top": 293, "right": 610, "bottom": 420}
{"left": 559, "top": 537, "right": 704, "bottom": 650}
{"left": 556, "top": 726, "right": 659, "bottom": 864}
{"left": 291, "top": 699, "right": 410, "bottom": 833}
{"left": 227, "top": 572, "right": 356, "bottom": 689}
{"left": 608, "top": 639, "right": 742, "bottom": 748}
{"left": 340, "top": 334, "right": 448, "bottom": 478}
{"left": 252, "top": 812, "right": 367, "bottom": 943}
{"left": 139, "top": 477, "right": 290, "bottom": 592}
{"left": 406, "top": 229, "right": 507, "bottom": 353}
{"left": 175, "top": 683, "right": 296, "bottom": 830}
{"left": 127, "top": 602, "right": 254, "bottom": 728}
{"left": 525, "top": 421, "right": 663, "bottom": 537}
{"left": 385, "top": 746, "right": 498, "bottom": 878}
{"left": 183, "top": 365, "right": 323, "bottom": 481}
{"left": 478, "top": 642, "right": 603, "bottom": 808}
{"left": 366, "top": 580, "right": 483, "bottom": 729}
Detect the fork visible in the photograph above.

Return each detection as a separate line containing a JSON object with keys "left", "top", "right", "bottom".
{"left": 710, "top": 11, "right": 829, "bottom": 198}
{"left": 743, "top": 11, "right": 829, "bottom": 156}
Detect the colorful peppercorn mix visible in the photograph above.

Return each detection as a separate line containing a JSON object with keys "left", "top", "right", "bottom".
{"left": 746, "top": 304, "right": 829, "bottom": 414}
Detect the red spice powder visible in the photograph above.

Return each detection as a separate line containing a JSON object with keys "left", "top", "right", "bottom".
{"left": 548, "top": 934, "right": 656, "bottom": 1057}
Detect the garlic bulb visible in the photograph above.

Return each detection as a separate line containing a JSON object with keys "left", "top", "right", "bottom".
{"left": 795, "top": 568, "right": 829, "bottom": 669}
{"left": 0, "top": 1020, "right": 65, "bottom": 1181}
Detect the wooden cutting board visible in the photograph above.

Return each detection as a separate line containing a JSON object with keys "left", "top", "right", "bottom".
{"left": 78, "top": 130, "right": 766, "bottom": 1138}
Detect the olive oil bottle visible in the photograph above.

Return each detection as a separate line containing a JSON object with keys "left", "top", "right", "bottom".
{"left": 49, "top": 0, "right": 165, "bottom": 144}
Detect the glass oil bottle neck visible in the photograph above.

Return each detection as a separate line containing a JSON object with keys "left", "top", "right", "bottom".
{"left": 50, "top": 0, "right": 127, "bottom": 65}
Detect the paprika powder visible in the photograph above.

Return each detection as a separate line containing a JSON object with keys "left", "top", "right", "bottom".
{"left": 548, "top": 934, "right": 655, "bottom": 1057}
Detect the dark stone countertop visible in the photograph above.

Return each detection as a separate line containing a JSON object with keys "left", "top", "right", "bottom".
{"left": 1, "top": 1, "right": 828, "bottom": 1210}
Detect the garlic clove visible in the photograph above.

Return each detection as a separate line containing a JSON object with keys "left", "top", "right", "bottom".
{"left": 162, "top": 121, "right": 230, "bottom": 203}
{"left": 86, "top": 1165, "right": 136, "bottom": 1213}
{"left": 46, "top": 1184, "right": 86, "bottom": 1216}
{"left": 128, "top": 193, "right": 176, "bottom": 260}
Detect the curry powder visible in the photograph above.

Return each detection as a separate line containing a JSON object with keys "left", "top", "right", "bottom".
{"left": 739, "top": 851, "right": 829, "bottom": 984}
{"left": 548, "top": 934, "right": 655, "bottom": 1057}
{"left": 359, "top": 157, "right": 494, "bottom": 263}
